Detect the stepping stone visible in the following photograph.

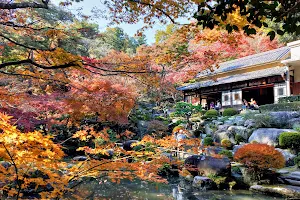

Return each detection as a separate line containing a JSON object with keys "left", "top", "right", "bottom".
{"left": 290, "top": 171, "right": 300, "bottom": 177}
{"left": 284, "top": 175, "right": 300, "bottom": 181}
{"left": 284, "top": 178, "right": 300, "bottom": 187}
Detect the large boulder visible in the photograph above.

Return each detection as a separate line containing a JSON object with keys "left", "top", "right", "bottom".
{"left": 176, "top": 134, "right": 187, "bottom": 141}
{"left": 244, "top": 119, "right": 256, "bottom": 129}
{"left": 228, "top": 126, "right": 251, "bottom": 140}
{"left": 184, "top": 155, "right": 231, "bottom": 177}
{"left": 214, "top": 131, "right": 235, "bottom": 144}
{"left": 234, "top": 116, "right": 245, "bottom": 126}
{"left": 192, "top": 176, "right": 216, "bottom": 190}
{"left": 217, "top": 124, "right": 230, "bottom": 132}
{"left": 248, "top": 128, "right": 294, "bottom": 146}
{"left": 269, "top": 111, "right": 300, "bottom": 127}
{"left": 123, "top": 140, "right": 139, "bottom": 151}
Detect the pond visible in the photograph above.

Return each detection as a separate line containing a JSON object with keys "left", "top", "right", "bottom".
{"left": 71, "top": 178, "right": 284, "bottom": 200}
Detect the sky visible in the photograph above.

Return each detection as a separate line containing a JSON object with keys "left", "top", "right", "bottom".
{"left": 52, "top": 0, "right": 170, "bottom": 44}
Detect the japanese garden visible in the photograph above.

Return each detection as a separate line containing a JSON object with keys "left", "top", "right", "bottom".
{"left": 1, "top": 0, "right": 300, "bottom": 199}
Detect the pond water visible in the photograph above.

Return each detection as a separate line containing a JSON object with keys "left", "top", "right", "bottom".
{"left": 71, "top": 179, "right": 284, "bottom": 200}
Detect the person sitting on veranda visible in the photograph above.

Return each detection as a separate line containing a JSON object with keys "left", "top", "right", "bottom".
{"left": 210, "top": 101, "right": 215, "bottom": 109}
{"left": 249, "top": 98, "right": 259, "bottom": 110}
{"left": 242, "top": 99, "right": 249, "bottom": 110}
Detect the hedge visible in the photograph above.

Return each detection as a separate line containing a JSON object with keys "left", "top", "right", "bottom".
{"left": 202, "top": 109, "right": 218, "bottom": 119}
{"left": 279, "top": 132, "right": 300, "bottom": 151}
{"left": 223, "top": 108, "right": 239, "bottom": 116}
{"left": 279, "top": 95, "right": 300, "bottom": 103}
{"left": 260, "top": 102, "right": 300, "bottom": 112}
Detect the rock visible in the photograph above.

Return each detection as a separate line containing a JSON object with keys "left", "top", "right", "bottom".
{"left": 224, "top": 120, "right": 234, "bottom": 125}
{"left": 234, "top": 116, "right": 245, "bottom": 126}
{"left": 269, "top": 111, "right": 300, "bottom": 127}
{"left": 288, "top": 117, "right": 300, "bottom": 129}
{"left": 228, "top": 126, "right": 250, "bottom": 140}
{"left": 250, "top": 185, "right": 300, "bottom": 198}
{"left": 192, "top": 176, "right": 216, "bottom": 190}
{"left": 123, "top": 140, "right": 139, "bottom": 151}
{"left": 204, "top": 124, "right": 214, "bottom": 135}
{"left": 214, "top": 131, "right": 235, "bottom": 144}
{"left": 137, "top": 120, "right": 150, "bottom": 136}
{"left": 248, "top": 128, "right": 295, "bottom": 146}
{"left": 276, "top": 148, "right": 296, "bottom": 166}
{"left": 72, "top": 156, "right": 87, "bottom": 161}
{"left": 0, "top": 161, "right": 11, "bottom": 169}
{"left": 217, "top": 124, "right": 230, "bottom": 132}
{"left": 176, "top": 134, "right": 187, "bottom": 141}
{"left": 184, "top": 155, "right": 231, "bottom": 177}
{"left": 206, "top": 146, "right": 225, "bottom": 156}
{"left": 244, "top": 119, "right": 256, "bottom": 129}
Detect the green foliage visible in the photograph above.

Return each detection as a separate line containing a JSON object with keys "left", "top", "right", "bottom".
{"left": 219, "top": 150, "right": 233, "bottom": 159}
{"left": 221, "top": 139, "right": 232, "bottom": 149}
{"left": 223, "top": 108, "right": 238, "bottom": 117}
{"left": 242, "top": 113, "right": 271, "bottom": 128}
{"left": 202, "top": 109, "right": 218, "bottom": 120}
{"left": 235, "top": 135, "right": 246, "bottom": 145}
{"left": 294, "top": 155, "right": 300, "bottom": 168}
{"left": 174, "top": 102, "right": 202, "bottom": 119}
{"left": 279, "top": 95, "right": 300, "bottom": 103}
{"left": 260, "top": 102, "right": 300, "bottom": 112}
{"left": 279, "top": 132, "right": 300, "bottom": 152}
{"left": 203, "top": 137, "right": 214, "bottom": 146}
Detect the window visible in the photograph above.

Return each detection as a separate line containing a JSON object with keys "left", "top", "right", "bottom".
{"left": 224, "top": 95, "right": 229, "bottom": 101}
{"left": 234, "top": 93, "right": 240, "bottom": 100}
{"left": 278, "top": 88, "right": 284, "bottom": 96}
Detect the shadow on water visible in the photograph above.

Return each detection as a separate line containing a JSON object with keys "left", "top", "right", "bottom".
{"left": 69, "top": 178, "right": 284, "bottom": 200}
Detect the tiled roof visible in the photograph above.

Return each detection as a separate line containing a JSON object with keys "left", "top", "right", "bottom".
{"left": 177, "top": 66, "right": 287, "bottom": 91}
{"left": 196, "top": 46, "right": 290, "bottom": 78}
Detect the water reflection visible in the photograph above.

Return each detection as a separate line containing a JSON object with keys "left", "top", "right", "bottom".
{"left": 71, "top": 179, "right": 284, "bottom": 200}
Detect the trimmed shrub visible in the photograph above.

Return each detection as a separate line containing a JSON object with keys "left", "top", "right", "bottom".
{"left": 221, "top": 139, "right": 232, "bottom": 149}
{"left": 279, "top": 132, "right": 300, "bottom": 152}
{"left": 260, "top": 102, "right": 300, "bottom": 112}
{"left": 202, "top": 109, "right": 218, "bottom": 120}
{"left": 279, "top": 95, "right": 300, "bottom": 103}
{"left": 218, "top": 150, "right": 233, "bottom": 159}
{"left": 234, "top": 144, "right": 285, "bottom": 177}
{"left": 203, "top": 137, "right": 214, "bottom": 146}
{"left": 223, "top": 108, "right": 239, "bottom": 117}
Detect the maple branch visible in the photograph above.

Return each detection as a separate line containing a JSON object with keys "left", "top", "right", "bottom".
{"left": 128, "top": 0, "right": 178, "bottom": 24}
{"left": 0, "top": 21, "right": 55, "bottom": 31}
{"left": 0, "top": 33, "right": 55, "bottom": 51}
{"left": 0, "top": 59, "right": 80, "bottom": 69}
{"left": 85, "top": 63, "right": 156, "bottom": 74}
{"left": 0, "top": 0, "right": 49, "bottom": 9}
{"left": 2, "top": 143, "right": 22, "bottom": 199}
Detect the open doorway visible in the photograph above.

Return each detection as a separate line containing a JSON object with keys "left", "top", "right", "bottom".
{"left": 242, "top": 85, "right": 274, "bottom": 106}
{"left": 200, "top": 92, "right": 222, "bottom": 109}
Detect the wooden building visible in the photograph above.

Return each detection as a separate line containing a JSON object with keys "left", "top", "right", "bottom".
{"left": 178, "top": 40, "right": 300, "bottom": 108}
